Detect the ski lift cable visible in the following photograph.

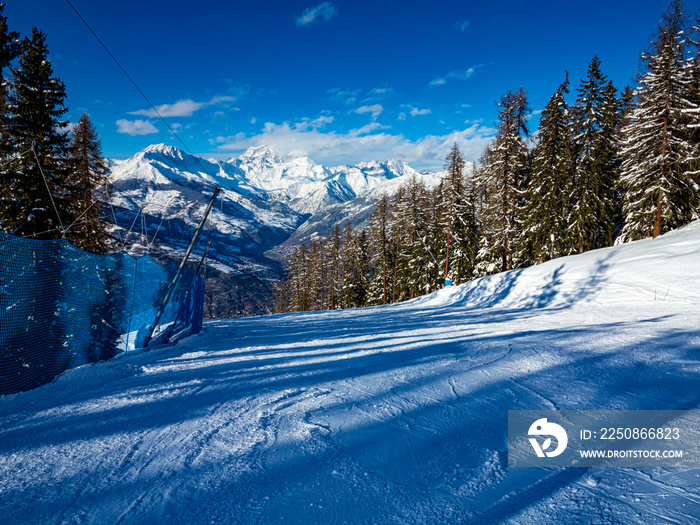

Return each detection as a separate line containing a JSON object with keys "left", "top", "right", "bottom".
{"left": 58, "top": 179, "right": 116, "bottom": 235}
{"left": 63, "top": 198, "right": 98, "bottom": 234}
{"left": 124, "top": 200, "right": 146, "bottom": 245}
{"left": 148, "top": 195, "right": 176, "bottom": 249}
{"left": 105, "top": 196, "right": 124, "bottom": 246}
{"left": 31, "top": 143, "right": 65, "bottom": 236}
{"left": 25, "top": 226, "right": 68, "bottom": 238}
{"left": 138, "top": 193, "right": 209, "bottom": 253}
{"left": 63, "top": 0, "right": 193, "bottom": 155}
{"left": 141, "top": 212, "right": 147, "bottom": 251}
{"left": 0, "top": 148, "right": 33, "bottom": 170}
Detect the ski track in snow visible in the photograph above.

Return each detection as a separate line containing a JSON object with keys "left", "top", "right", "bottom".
{"left": 2, "top": 223, "right": 700, "bottom": 523}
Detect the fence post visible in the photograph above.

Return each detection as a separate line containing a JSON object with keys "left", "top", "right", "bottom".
{"left": 124, "top": 258, "right": 138, "bottom": 353}
{"left": 144, "top": 187, "right": 220, "bottom": 347}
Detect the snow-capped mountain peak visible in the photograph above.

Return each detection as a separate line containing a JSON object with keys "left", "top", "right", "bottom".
{"left": 143, "top": 143, "right": 185, "bottom": 158}
{"left": 111, "top": 144, "right": 445, "bottom": 217}
{"left": 236, "top": 145, "right": 282, "bottom": 164}
{"left": 103, "top": 143, "right": 448, "bottom": 315}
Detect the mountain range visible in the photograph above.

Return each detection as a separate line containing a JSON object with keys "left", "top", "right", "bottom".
{"left": 106, "top": 143, "right": 446, "bottom": 316}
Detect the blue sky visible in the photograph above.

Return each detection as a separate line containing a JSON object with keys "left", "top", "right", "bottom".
{"left": 5, "top": 0, "right": 699, "bottom": 171}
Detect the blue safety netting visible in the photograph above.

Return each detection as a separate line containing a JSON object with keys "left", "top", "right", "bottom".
{"left": 0, "top": 231, "right": 204, "bottom": 395}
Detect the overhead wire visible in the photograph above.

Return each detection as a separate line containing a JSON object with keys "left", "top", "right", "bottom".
{"left": 104, "top": 191, "right": 125, "bottom": 246}
{"left": 61, "top": 0, "right": 223, "bottom": 264}
{"left": 121, "top": 194, "right": 210, "bottom": 256}
{"left": 124, "top": 201, "right": 147, "bottom": 246}
{"left": 63, "top": 0, "right": 193, "bottom": 155}
{"left": 0, "top": 148, "right": 33, "bottom": 170}
{"left": 31, "top": 143, "right": 65, "bottom": 237}
{"left": 148, "top": 195, "right": 176, "bottom": 250}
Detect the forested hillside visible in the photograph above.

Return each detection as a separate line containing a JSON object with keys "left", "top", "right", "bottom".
{"left": 278, "top": 0, "right": 700, "bottom": 314}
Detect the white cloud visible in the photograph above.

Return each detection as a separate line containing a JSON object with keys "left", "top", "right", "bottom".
{"left": 129, "top": 99, "right": 203, "bottom": 118}
{"left": 365, "top": 86, "right": 397, "bottom": 101}
{"left": 209, "top": 95, "right": 237, "bottom": 105}
{"left": 329, "top": 85, "right": 398, "bottom": 107}
{"left": 214, "top": 119, "right": 495, "bottom": 171}
{"left": 456, "top": 19, "right": 470, "bottom": 32}
{"left": 116, "top": 119, "right": 159, "bottom": 136}
{"left": 429, "top": 65, "right": 484, "bottom": 87}
{"left": 352, "top": 104, "right": 384, "bottom": 119}
{"left": 368, "top": 87, "right": 390, "bottom": 96}
{"left": 429, "top": 77, "right": 448, "bottom": 87}
{"left": 307, "top": 115, "right": 335, "bottom": 128}
{"left": 353, "top": 122, "right": 389, "bottom": 135}
{"left": 410, "top": 107, "right": 431, "bottom": 117}
{"left": 327, "top": 87, "right": 362, "bottom": 105}
{"left": 128, "top": 95, "right": 238, "bottom": 118}
{"left": 296, "top": 2, "right": 338, "bottom": 27}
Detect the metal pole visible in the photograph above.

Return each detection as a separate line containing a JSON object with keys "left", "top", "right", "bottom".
{"left": 145, "top": 187, "right": 220, "bottom": 346}
{"left": 195, "top": 241, "right": 212, "bottom": 276}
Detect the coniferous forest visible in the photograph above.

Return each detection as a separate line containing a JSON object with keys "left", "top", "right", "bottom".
{"left": 0, "top": 4, "right": 110, "bottom": 253}
{"left": 277, "top": 0, "right": 700, "bottom": 313}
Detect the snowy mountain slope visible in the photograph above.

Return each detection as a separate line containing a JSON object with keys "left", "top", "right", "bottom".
{"left": 270, "top": 168, "right": 445, "bottom": 260}
{"left": 108, "top": 143, "right": 305, "bottom": 266}
{"left": 107, "top": 144, "right": 428, "bottom": 265}
{"left": 229, "top": 146, "right": 421, "bottom": 215}
{"left": 106, "top": 144, "right": 441, "bottom": 313}
{"left": 1, "top": 221, "right": 699, "bottom": 524}
{"left": 107, "top": 144, "right": 312, "bottom": 317}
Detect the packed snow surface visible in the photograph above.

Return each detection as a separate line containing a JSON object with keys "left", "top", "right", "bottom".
{"left": 1, "top": 222, "right": 700, "bottom": 524}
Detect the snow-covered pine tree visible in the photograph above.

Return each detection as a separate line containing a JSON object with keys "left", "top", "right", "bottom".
{"left": 425, "top": 186, "right": 445, "bottom": 292}
{"left": 452, "top": 163, "right": 481, "bottom": 282}
{"left": 367, "top": 195, "right": 393, "bottom": 305}
{"left": 340, "top": 222, "right": 354, "bottom": 308}
{"left": 274, "top": 277, "right": 292, "bottom": 314}
{"left": 67, "top": 113, "right": 112, "bottom": 253}
{"left": 340, "top": 222, "right": 369, "bottom": 308}
{"left": 436, "top": 145, "right": 480, "bottom": 284}
{"left": 307, "top": 237, "right": 325, "bottom": 310}
{"left": 568, "top": 56, "right": 621, "bottom": 253}
{"left": 687, "top": 18, "right": 700, "bottom": 179}
{"left": 618, "top": 0, "right": 700, "bottom": 241}
{"left": 0, "top": 3, "right": 18, "bottom": 89}
{"left": 475, "top": 87, "right": 531, "bottom": 275}
{"left": 388, "top": 186, "right": 405, "bottom": 303}
{"left": 602, "top": 80, "right": 626, "bottom": 238}
{"left": 0, "top": 5, "right": 21, "bottom": 231}
{"left": 356, "top": 229, "right": 370, "bottom": 306}
{"left": 522, "top": 73, "right": 575, "bottom": 263}
{"left": 439, "top": 144, "right": 462, "bottom": 283}
{"left": 328, "top": 224, "right": 342, "bottom": 309}
{"left": 392, "top": 176, "right": 436, "bottom": 298}
{"left": 5, "top": 28, "right": 72, "bottom": 239}
{"left": 287, "top": 243, "right": 311, "bottom": 311}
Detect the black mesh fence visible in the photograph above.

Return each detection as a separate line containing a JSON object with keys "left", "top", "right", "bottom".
{"left": 0, "top": 231, "right": 204, "bottom": 395}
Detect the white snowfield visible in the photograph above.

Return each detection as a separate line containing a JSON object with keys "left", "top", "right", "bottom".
{"left": 1, "top": 222, "right": 700, "bottom": 524}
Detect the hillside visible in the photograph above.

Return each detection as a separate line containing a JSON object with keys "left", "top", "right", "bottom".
{"left": 105, "top": 144, "right": 441, "bottom": 315}
{"left": 1, "top": 221, "right": 698, "bottom": 524}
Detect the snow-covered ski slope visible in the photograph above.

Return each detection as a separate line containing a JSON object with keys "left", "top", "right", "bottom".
{"left": 1, "top": 222, "right": 700, "bottom": 524}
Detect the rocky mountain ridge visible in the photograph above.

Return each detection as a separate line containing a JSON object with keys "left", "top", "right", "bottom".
{"left": 105, "top": 144, "right": 446, "bottom": 316}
